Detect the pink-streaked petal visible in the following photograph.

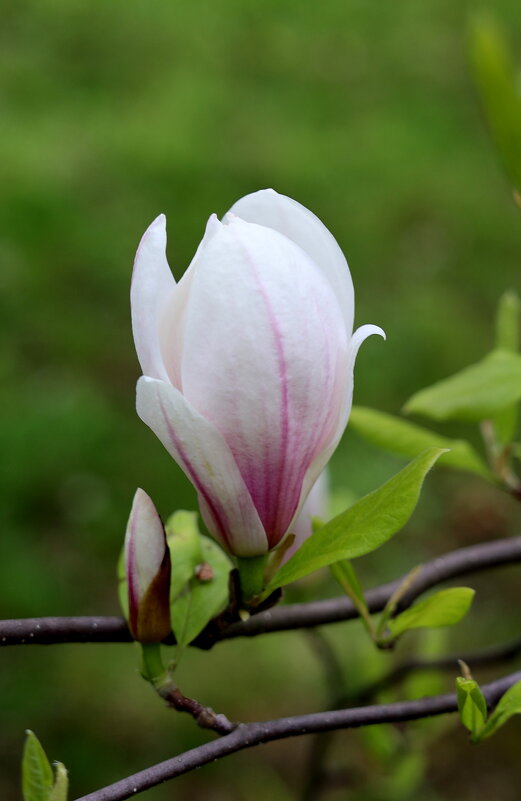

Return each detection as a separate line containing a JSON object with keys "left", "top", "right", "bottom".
{"left": 124, "top": 488, "right": 168, "bottom": 636}
{"left": 136, "top": 376, "right": 268, "bottom": 556}
{"left": 292, "top": 322, "right": 386, "bottom": 528}
{"left": 179, "top": 216, "right": 348, "bottom": 548}
{"left": 131, "top": 215, "right": 175, "bottom": 382}
{"left": 225, "top": 188, "right": 354, "bottom": 335}
{"left": 159, "top": 214, "right": 221, "bottom": 390}
{"left": 282, "top": 469, "right": 330, "bottom": 563}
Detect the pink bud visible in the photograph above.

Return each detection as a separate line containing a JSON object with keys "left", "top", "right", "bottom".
{"left": 124, "top": 489, "right": 171, "bottom": 643}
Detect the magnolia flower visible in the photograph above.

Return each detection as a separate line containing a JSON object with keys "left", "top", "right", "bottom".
{"left": 124, "top": 489, "right": 171, "bottom": 642}
{"left": 131, "top": 189, "right": 384, "bottom": 557}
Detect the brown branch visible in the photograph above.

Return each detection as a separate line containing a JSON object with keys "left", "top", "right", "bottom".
{"left": 73, "top": 669, "right": 521, "bottom": 801}
{"left": 156, "top": 685, "right": 236, "bottom": 735}
{"left": 351, "top": 633, "right": 521, "bottom": 704}
{"left": 1, "top": 536, "right": 520, "bottom": 648}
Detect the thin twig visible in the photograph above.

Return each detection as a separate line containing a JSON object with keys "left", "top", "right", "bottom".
{"left": 73, "top": 669, "right": 521, "bottom": 801}
{"left": 157, "top": 685, "right": 236, "bottom": 735}
{"left": 1, "top": 536, "right": 520, "bottom": 647}
{"left": 302, "top": 631, "right": 347, "bottom": 801}
{"left": 350, "top": 634, "right": 521, "bottom": 704}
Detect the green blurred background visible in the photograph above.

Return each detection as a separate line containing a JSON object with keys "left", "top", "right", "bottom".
{"left": 1, "top": 0, "right": 521, "bottom": 798}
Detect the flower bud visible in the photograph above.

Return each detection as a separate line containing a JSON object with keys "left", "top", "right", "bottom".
{"left": 124, "top": 488, "right": 171, "bottom": 643}
{"left": 131, "top": 189, "right": 384, "bottom": 557}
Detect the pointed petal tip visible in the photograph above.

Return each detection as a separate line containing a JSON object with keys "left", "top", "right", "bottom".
{"left": 139, "top": 214, "right": 166, "bottom": 244}
{"left": 349, "top": 324, "right": 386, "bottom": 366}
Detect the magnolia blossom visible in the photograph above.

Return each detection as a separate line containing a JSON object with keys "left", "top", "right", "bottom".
{"left": 131, "top": 189, "right": 384, "bottom": 557}
{"left": 124, "top": 489, "right": 171, "bottom": 642}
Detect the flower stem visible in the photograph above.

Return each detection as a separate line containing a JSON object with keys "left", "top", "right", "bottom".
{"left": 140, "top": 643, "right": 166, "bottom": 685}
{"left": 236, "top": 555, "right": 268, "bottom": 603}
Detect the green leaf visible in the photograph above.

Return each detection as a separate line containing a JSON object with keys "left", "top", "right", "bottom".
{"left": 49, "top": 763, "right": 68, "bottom": 801}
{"left": 349, "top": 406, "right": 493, "bottom": 480}
{"left": 386, "top": 587, "right": 474, "bottom": 639}
{"left": 496, "top": 290, "right": 520, "bottom": 352}
{"left": 265, "top": 448, "right": 444, "bottom": 593}
{"left": 330, "top": 560, "right": 375, "bottom": 637}
{"left": 456, "top": 677, "right": 488, "bottom": 738}
{"left": 475, "top": 680, "right": 521, "bottom": 741}
{"left": 404, "top": 350, "right": 521, "bottom": 422}
{"left": 169, "top": 534, "right": 232, "bottom": 648}
{"left": 493, "top": 291, "right": 520, "bottom": 444}
{"left": 22, "top": 731, "right": 54, "bottom": 801}
{"left": 469, "top": 13, "right": 521, "bottom": 193}
{"left": 166, "top": 510, "right": 204, "bottom": 601}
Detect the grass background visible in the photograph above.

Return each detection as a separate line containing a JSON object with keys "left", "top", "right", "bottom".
{"left": 1, "top": 0, "right": 521, "bottom": 798}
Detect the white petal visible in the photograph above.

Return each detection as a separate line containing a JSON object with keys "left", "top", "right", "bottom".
{"left": 225, "top": 188, "right": 354, "bottom": 335}
{"left": 291, "top": 323, "right": 386, "bottom": 529}
{"left": 136, "top": 376, "right": 268, "bottom": 556}
{"left": 283, "top": 469, "right": 330, "bottom": 562}
{"left": 125, "top": 488, "right": 166, "bottom": 603}
{"left": 131, "top": 215, "right": 175, "bottom": 382}
{"left": 159, "top": 214, "right": 220, "bottom": 390}
{"left": 179, "top": 216, "right": 348, "bottom": 548}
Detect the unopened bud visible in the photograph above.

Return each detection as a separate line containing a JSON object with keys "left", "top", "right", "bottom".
{"left": 124, "top": 489, "right": 171, "bottom": 643}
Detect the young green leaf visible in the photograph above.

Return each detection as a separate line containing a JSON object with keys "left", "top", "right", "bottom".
{"left": 496, "top": 290, "right": 520, "bottom": 352}
{"left": 264, "top": 448, "right": 444, "bottom": 593}
{"left": 349, "top": 406, "right": 493, "bottom": 480}
{"left": 22, "top": 731, "right": 54, "bottom": 801}
{"left": 404, "top": 350, "right": 521, "bottom": 422}
{"left": 456, "top": 677, "right": 488, "bottom": 738}
{"left": 474, "top": 679, "right": 521, "bottom": 741}
{"left": 166, "top": 510, "right": 205, "bottom": 601}
{"left": 493, "top": 290, "right": 520, "bottom": 444}
{"left": 49, "top": 763, "right": 68, "bottom": 801}
{"left": 330, "top": 560, "right": 375, "bottom": 637}
{"left": 170, "top": 535, "right": 232, "bottom": 647}
{"left": 469, "top": 13, "right": 521, "bottom": 193}
{"left": 386, "top": 587, "right": 474, "bottom": 639}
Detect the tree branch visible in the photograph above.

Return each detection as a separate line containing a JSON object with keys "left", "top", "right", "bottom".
{"left": 156, "top": 684, "right": 237, "bottom": 735}
{"left": 351, "top": 633, "right": 521, "bottom": 703}
{"left": 73, "top": 669, "right": 521, "bottom": 801}
{"left": 2, "top": 536, "right": 519, "bottom": 647}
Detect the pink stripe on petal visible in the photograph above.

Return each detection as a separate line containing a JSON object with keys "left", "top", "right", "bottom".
{"left": 136, "top": 377, "right": 268, "bottom": 556}
{"left": 157, "top": 394, "right": 233, "bottom": 551}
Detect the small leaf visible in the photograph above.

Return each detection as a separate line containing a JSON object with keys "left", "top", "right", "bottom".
{"left": 404, "top": 350, "right": 521, "bottom": 422}
{"left": 117, "top": 546, "right": 128, "bottom": 619}
{"left": 496, "top": 290, "right": 520, "bottom": 352}
{"left": 469, "top": 13, "right": 521, "bottom": 194}
{"left": 475, "top": 679, "right": 521, "bottom": 741}
{"left": 170, "top": 535, "right": 232, "bottom": 647}
{"left": 166, "top": 510, "right": 204, "bottom": 600}
{"left": 386, "top": 587, "right": 475, "bottom": 639}
{"left": 331, "top": 560, "right": 375, "bottom": 637}
{"left": 49, "top": 763, "right": 68, "bottom": 801}
{"left": 493, "top": 291, "right": 520, "bottom": 444}
{"left": 349, "top": 406, "right": 493, "bottom": 480}
{"left": 22, "top": 731, "right": 54, "bottom": 801}
{"left": 265, "top": 448, "right": 444, "bottom": 593}
{"left": 456, "top": 677, "right": 488, "bottom": 737}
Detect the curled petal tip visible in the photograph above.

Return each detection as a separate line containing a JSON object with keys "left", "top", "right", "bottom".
{"left": 349, "top": 324, "right": 386, "bottom": 364}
